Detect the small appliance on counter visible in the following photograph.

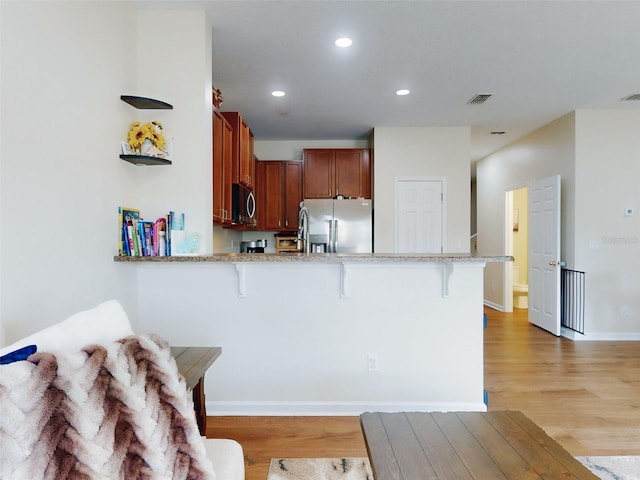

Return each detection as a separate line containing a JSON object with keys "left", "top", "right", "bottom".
{"left": 275, "top": 233, "right": 299, "bottom": 253}
{"left": 240, "top": 239, "right": 267, "bottom": 253}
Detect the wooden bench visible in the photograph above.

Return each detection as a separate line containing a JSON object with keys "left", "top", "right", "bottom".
{"left": 360, "top": 411, "right": 598, "bottom": 479}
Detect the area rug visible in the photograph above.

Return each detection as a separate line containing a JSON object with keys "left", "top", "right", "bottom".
{"left": 267, "top": 456, "right": 640, "bottom": 480}
{"left": 267, "top": 458, "right": 372, "bottom": 480}
{"left": 577, "top": 456, "right": 640, "bottom": 480}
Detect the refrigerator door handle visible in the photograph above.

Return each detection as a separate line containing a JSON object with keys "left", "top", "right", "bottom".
{"left": 328, "top": 219, "right": 334, "bottom": 253}
{"left": 333, "top": 220, "right": 338, "bottom": 252}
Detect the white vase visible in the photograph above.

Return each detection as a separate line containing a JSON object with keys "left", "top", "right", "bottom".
{"left": 140, "top": 139, "right": 153, "bottom": 155}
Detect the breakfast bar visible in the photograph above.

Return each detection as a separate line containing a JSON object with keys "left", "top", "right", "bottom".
{"left": 116, "top": 253, "right": 509, "bottom": 416}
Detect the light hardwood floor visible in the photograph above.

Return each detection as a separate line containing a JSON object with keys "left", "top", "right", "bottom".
{"left": 484, "top": 307, "right": 640, "bottom": 457}
{"left": 207, "top": 308, "right": 640, "bottom": 480}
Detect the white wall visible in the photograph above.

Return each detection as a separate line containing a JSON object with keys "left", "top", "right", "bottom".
{"left": 476, "top": 113, "right": 576, "bottom": 310}
{"left": 574, "top": 110, "right": 640, "bottom": 337}
{"left": 254, "top": 139, "right": 370, "bottom": 161}
{"left": 213, "top": 226, "right": 243, "bottom": 254}
{"left": 0, "top": 2, "right": 212, "bottom": 344}
{"left": 373, "top": 127, "right": 471, "bottom": 253}
{"left": 134, "top": 9, "right": 213, "bottom": 255}
{"left": 0, "top": 1, "right": 138, "bottom": 343}
{"left": 477, "top": 109, "right": 640, "bottom": 337}
{"left": 134, "top": 261, "right": 487, "bottom": 415}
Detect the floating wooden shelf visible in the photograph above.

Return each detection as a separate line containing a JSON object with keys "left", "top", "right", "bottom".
{"left": 120, "top": 95, "right": 173, "bottom": 110}
{"left": 119, "top": 154, "right": 172, "bottom": 166}
{"left": 120, "top": 95, "right": 173, "bottom": 166}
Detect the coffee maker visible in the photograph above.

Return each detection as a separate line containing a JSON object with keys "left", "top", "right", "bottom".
{"left": 240, "top": 239, "right": 267, "bottom": 253}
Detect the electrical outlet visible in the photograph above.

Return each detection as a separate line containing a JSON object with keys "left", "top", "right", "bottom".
{"left": 367, "top": 354, "right": 379, "bottom": 372}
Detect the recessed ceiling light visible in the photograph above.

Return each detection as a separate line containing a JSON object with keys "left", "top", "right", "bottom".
{"left": 335, "top": 37, "right": 352, "bottom": 48}
{"left": 396, "top": 89, "right": 410, "bottom": 96}
{"left": 271, "top": 91, "right": 285, "bottom": 97}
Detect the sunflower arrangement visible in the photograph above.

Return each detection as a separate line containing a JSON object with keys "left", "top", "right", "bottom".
{"left": 127, "top": 121, "right": 166, "bottom": 154}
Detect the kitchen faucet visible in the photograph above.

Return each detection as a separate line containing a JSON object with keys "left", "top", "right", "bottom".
{"left": 297, "top": 202, "right": 310, "bottom": 253}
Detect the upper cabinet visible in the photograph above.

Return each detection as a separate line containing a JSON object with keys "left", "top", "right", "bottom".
{"left": 302, "top": 149, "right": 333, "bottom": 199}
{"left": 283, "top": 161, "right": 303, "bottom": 228}
{"left": 212, "top": 109, "right": 233, "bottom": 225}
{"left": 255, "top": 160, "right": 303, "bottom": 231}
{"left": 221, "top": 112, "right": 255, "bottom": 190}
{"left": 303, "top": 148, "right": 371, "bottom": 199}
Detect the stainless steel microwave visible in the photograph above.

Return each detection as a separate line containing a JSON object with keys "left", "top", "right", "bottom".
{"left": 231, "top": 183, "right": 256, "bottom": 226}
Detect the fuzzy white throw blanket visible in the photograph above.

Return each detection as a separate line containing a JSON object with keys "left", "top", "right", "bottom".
{"left": 0, "top": 334, "right": 215, "bottom": 480}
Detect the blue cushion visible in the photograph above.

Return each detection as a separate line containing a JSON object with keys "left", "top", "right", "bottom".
{"left": 0, "top": 344, "right": 37, "bottom": 364}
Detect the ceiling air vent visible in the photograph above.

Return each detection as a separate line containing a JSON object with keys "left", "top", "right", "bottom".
{"left": 467, "top": 93, "right": 493, "bottom": 105}
{"left": 621, "top": 94, "right": 640, "bottom": 101}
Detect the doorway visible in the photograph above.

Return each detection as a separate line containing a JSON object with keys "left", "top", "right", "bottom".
{"left": 505, "top": 186, "right": 529, "bottom": 313}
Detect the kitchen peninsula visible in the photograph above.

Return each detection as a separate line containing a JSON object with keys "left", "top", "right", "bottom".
{"left": 116, "top": 253, "right": 510, "bottom": 415}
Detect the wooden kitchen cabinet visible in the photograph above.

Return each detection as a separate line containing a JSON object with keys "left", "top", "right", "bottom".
{"left": 284, "top": 161, "right": 303, "bottom": 228}
{"left": 212, "top": 109, "right": 233, "bottom": 224}
{"left": 256, "top": 161, "right": 283, "bottom": 230}
{"left": 303, "top": 148, "right": 371, "bottom": 199}
{"left": 256, "top": 160, "right": 303, "bottom": 231}
{"left": 221, "top": 111, "right": 255, "bottom": 189}
{"left": 335, "top": 149, "right": 371, "bottom": 198}
{"left": 302, "top": 149, "right": 333, "bottom": 199}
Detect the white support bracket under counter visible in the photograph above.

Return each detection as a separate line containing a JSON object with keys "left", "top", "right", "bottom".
{"left": 340, "top": 263, "right": 349, "bottom": 298}
{"left": 233, "top": 261, "right": 354, "bottom": 299}
{"left": 341, "top": 261, "right": 466, "bottom": 300}
{"left": 442, "top": 262, "right": 453, "bottom": 299}
{"left": 234, "top": 263, "right": 246, "bottom": 298}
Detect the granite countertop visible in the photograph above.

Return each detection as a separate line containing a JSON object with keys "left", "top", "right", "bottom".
{"left": 114, "top": 253, "right": 512, "bottom": 263}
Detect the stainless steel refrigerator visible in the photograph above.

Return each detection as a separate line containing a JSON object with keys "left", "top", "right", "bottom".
{"left": 304, "top": 199, "right": 373, "bottom": 253}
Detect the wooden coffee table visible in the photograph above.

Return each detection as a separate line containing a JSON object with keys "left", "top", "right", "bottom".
{"left": 171, "top": 346, "right": 221, "bottom": 435}
{"left": 360, "top": 411, "right": 598, "bottom": 479}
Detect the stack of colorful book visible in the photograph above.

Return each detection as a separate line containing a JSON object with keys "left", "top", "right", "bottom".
{"left": 118, "top": 207, "right": 184, "bottom": 256}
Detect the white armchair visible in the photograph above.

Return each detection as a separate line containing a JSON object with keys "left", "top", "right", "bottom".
{"left": 0, "top": 300, "right": 245, "bottom": 480}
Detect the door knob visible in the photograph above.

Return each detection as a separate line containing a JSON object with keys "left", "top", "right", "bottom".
{"left": 549, "top": 261, "right": 558, "bottom": 266}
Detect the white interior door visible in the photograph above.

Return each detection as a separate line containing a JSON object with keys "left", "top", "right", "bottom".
{"left": 528, "top": 175, "right": 561, "bottom": 335}
{"left": 395, "top": 179, "right": 443, "bottom": 253}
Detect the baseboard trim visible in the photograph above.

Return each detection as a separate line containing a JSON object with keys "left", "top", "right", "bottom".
{"left": 483, "top": 300, "right": 505, "bottom": 312}
{"left": 572, "top": 331, "right": 640, "bottom": 341}
{"left": 561, "top": 327, "right": 586, "bottom": 340}
{"left": 206, "top": 400, "right": 488, "bottom": 416}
